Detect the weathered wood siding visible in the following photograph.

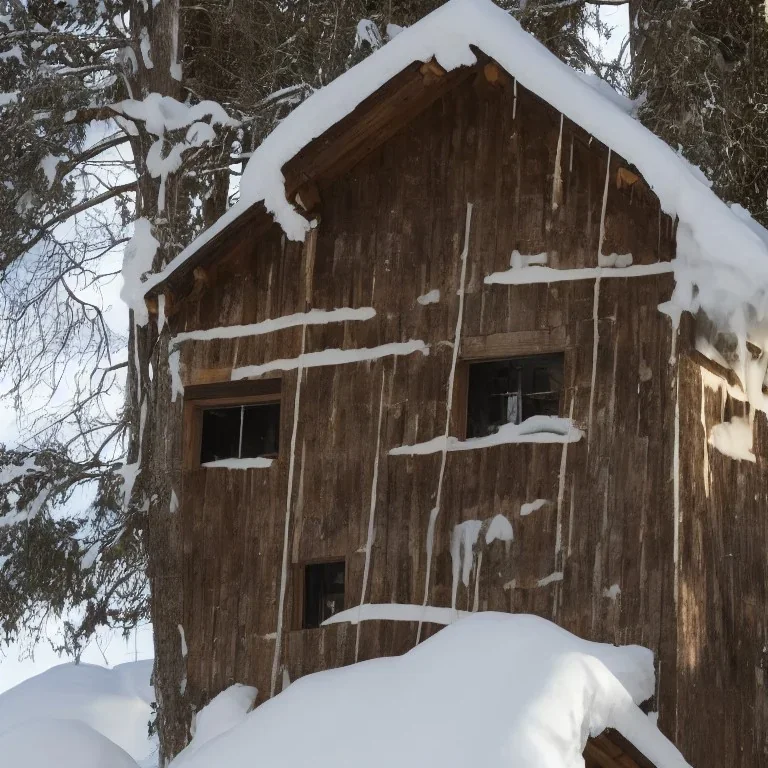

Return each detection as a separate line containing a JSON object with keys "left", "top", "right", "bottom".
{"left": 676, "top": 356, "right": 768, "bottom": 766}
{"left": 157, "top": 69, "right": 765, "bottom": 763}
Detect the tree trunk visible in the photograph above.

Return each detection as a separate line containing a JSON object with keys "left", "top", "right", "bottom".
{"left": 125, "top": 0, "right": 194, "bottom": 763}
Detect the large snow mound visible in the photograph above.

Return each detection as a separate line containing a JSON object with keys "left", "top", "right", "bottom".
{"left": 0, "top": 659, "right": 156, "bottom": 764}
{"left": 144, "top": 0, "right": 768, "bottom": 339}
{"left": 169, "top": 613, "right": 690, "bottom": 768}
{"left": 0, "top": 717, "right": 139, "bottom": 768}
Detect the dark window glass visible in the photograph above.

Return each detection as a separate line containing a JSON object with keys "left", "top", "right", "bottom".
{"left": 303, "top": 561, "right": 345, "bottom": 629}
{"left": 200, "top": 402, "right": 280, "bottom": 464}
{"left": 467, "top": 353, "right": 564, "bottom": 439}
{"left": 241, "top": 403, "right": 280, "bottom": 458}
{"left": 200, "top": 407, "right": 242, "bottom": 463}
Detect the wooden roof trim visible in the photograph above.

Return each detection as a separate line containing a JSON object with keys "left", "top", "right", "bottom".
{"left": 144, "top": 201, "right": 273, "bottom": 302}
{"left": 281, "top": 56, "right": 478, "bottom": 204}
{"left": 585, "top": 730, "right": 658, "bottom": 768}
{"left": 146, "top": 52, "right": 659, "bottom": 305}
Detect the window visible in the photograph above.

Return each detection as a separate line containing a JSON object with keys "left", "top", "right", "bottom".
{"left": 200, "top": 402, "right": 280, "bottom": 463}
{"left": 303, "top": 561, "right": 345, "bottom": 629}
{"left": 466, "top": 353, "right": 563, "bottom": 438}
{"left": 184, "top": 379, "right": 282, "bottom": 468}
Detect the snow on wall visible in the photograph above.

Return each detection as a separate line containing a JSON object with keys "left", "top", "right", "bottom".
{"left": 520, "top": 498, "right": 549, "bottom": 516}
{"left": 390, "top": 415, "right": 583, "bottom": 456}
{"left": 231, "top": 340, "right": 428, "bottom": 380}
{"left": 485, "top": 514, "right": 514, "bottom": 545}
{"left": 485, "top": 261, "right": 674, "bottom": 285}
{"left": 709, "top": 416, "right": 756, "bottom": 462}
{"left": 170, "top": 307, "right": 376, "bottom": 346}
{"left": 416, "top": 289, "right": 440, "bottom": 305}
{"left": 169, "top": 613, "right": 691, "bottom": 768}
{"left": 323, "top": 603, "right": 469, "bottom": 626}
{"left": 450, "top": 520, "right": 483, "bottom": 609}
{"left": 200, "top": 458, "right": 274, "bottom": 470}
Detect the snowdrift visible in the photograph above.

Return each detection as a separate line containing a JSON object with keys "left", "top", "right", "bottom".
{"left": 0, "top": 717, "right": 140, "bottom": 768}
{"left": 171, "top": 613, "right": 690, "bottom": 768}
{"left": 0, "top": 659, "right": 156, "bottom": 765}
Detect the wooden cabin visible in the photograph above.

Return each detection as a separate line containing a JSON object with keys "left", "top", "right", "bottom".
{"left": 146, "top": 2, "right": 768, "bottom": 765}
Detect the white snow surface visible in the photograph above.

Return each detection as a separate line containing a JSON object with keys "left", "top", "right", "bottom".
{"left": 416, "top": 288, "right": 441, "bottom": 305}
{"left": 169, "top": 613, "right": 690, "bottom": 768}
{"left": 173, "top": 684, "right": 257, "bottom": 767}
{"left": 0, "top": 660, "right": 155, "bottom": 764}
{"left": 390, "top": 415, "right": 583, "bottom": 455}
{"left": 323, "top": 602, "right": 470, "bottom": 626}
{"left": 143, "top": 0, "right": 768, "bottom": 344}
{"left": 521, "top": 498, "right": 549, "bottom": 516}
{"left": 485, "top": 513, "right": 514, "bottom": 544}
{"left": 201, "top": 457, "right": 274, "bottom": 469}
{"left": 0, "top": 718, "right": 139, "bottom": 768}
{"left": 709, "top": 416, "right": 756, "bottom": 462}
{"left": 231, "top": 340, "right": 428, "bottom": 380}
{"left": 170, "top": 307, "right": 376, "bottom": 346}
{"left": 121, "top": 218, "right": 159, "bottom": 326}
{"left": 485, "top": 261, "right": 674, "bottom": 285}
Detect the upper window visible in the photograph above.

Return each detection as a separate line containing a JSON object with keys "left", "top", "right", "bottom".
{"left": 185, "top": 379, "right": 282, "bottom": 468}
{"left": 466, "top": 353, "right": 564, "bottom": 438}
{"left": 200, "top": 402, "right": 280, "bottom": 464}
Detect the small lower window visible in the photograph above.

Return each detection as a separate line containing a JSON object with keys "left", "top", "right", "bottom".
{"left": 303, "top": 561, "right": 345, "bottom": 629}
{"left": 200, "top": 402, "right": 280, "bottom": 463}
{"left": 467, "top": 353, "right": 564, "bottom": 438}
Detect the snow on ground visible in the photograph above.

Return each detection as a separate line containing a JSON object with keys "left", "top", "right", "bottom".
{"left": 168, "top": 612, "right": 690, "bottom": 768}
{"left": 0, "top": 659, "right": 156, "bottom": 766}
{"left": 1, "top": 717, "right": 140, "bottom": 768}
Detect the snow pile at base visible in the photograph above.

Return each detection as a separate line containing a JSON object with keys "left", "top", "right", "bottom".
{"left": 168, "top": 613, "right": 690, "bottom": 768}
{"left": 173, "top": 684, "right": 257, "bottom": 766}
{"left": 0, "top": 717, "right": 139, "bottom": 768}
{"left": 0, "top": 659, "right": 156, "bottom": 765}
{"left": 146, "top": 0, "right": 768, "bottom": 342}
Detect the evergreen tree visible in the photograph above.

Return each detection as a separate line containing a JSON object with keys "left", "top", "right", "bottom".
{"left": 632, "top": 0, "right": 768, "bottom": 225}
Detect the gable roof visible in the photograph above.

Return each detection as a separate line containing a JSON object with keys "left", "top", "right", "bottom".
{"left": 141, "top": 0, "right": 768, "bottom": 344}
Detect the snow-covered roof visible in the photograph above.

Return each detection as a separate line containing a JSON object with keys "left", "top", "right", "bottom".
{"left": 169, "top": 613, "right": 690, "bottom": 768}
{"left": 142, "top": 0, "right": 768, "bottom": 343}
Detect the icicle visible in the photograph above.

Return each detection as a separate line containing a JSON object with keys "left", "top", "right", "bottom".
{"left": 673, "top": 371, "right": 680, "bottom": 611}
{"left": 587, "top": 276, "right": 601, "bottom": 447}
{"left": 418, "top": 202, "right": 473, "bottom": 643}
{"left": 157, "top": 294, "right": 166, "bottom": 335}
{"left": 512, "top": 78, "right": 518, "bottom": 120}
{"left": 597, "top": 149, "right": 612, "bottom": 261}
{"left": 701, "top": 377, "right": 710, "bottom": 497}
{"left": 472, "top": 552, "right": 483, "bottom": 613}
{"left": 552, "top": 113, "right": 564, "bottom": 211}
{"left": 587, "top": 149, "right": 611, "bottom": 446}
{"left": 355, "top": 371, "right": 387, "bottom": 662}
{"left": 270, "top": 325, "right": 306, "bottom": 698}
{"left": 569, "top": 135, "right": 574, "bottom": 174}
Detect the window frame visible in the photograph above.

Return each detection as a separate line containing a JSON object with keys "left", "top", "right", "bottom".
{"left": 183, "top": 379, "right": 282, "bottom": 469}
{"left": 293, "top": 556, "right": 347, "bottom": 631}
{"left": 453, "top": 330, "right": 568, "bottom": 440}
